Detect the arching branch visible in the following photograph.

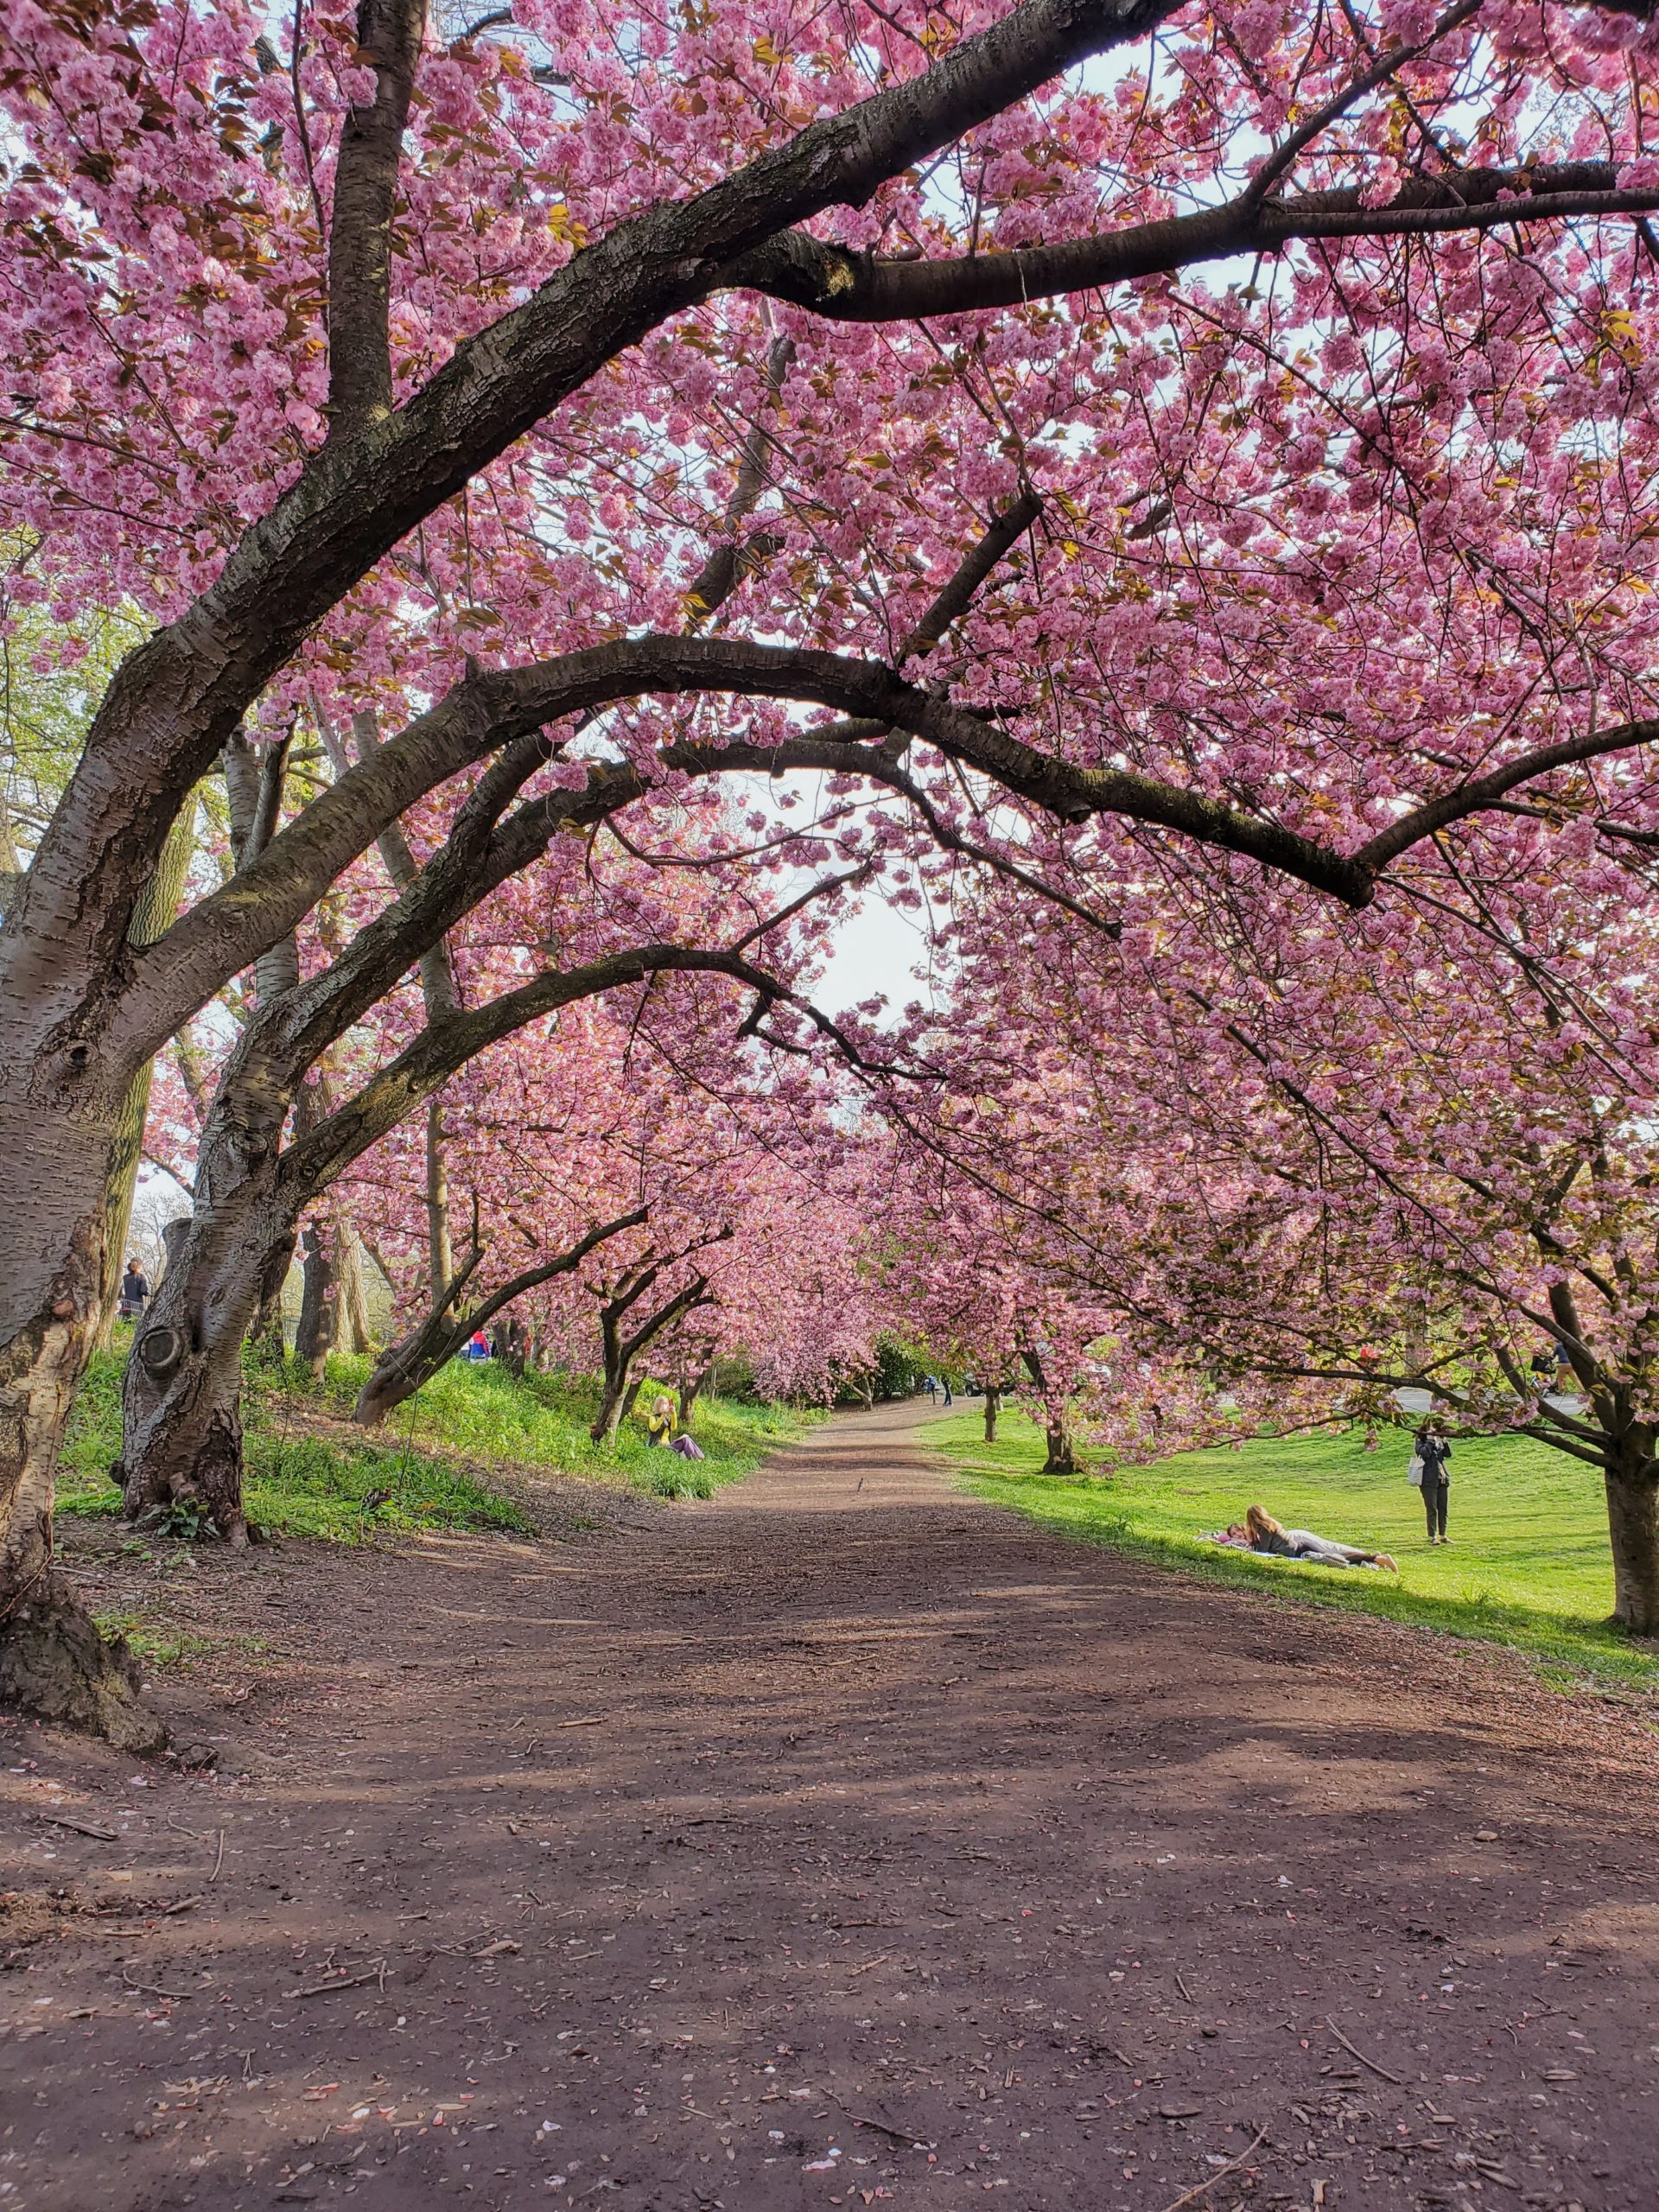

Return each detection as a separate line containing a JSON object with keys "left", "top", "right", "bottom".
{"left": 727, "top": 162, "right": 1659, "bottom": 320}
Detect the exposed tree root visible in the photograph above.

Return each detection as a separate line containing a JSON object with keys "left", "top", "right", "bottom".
{"left": 0, "top": 1574, "right": 168, "bottom": 1753}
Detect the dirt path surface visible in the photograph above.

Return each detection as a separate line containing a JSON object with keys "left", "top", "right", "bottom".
{"left": 3, "top": 1401, "right": 1657, "bottom": 2212}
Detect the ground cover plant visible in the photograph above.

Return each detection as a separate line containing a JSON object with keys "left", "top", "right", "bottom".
{"left": 926, "top": 1407, "right": 1659, "bottom": 1694}
{"left": 56, "top": 1340, "right": 807, "bottom": 1538}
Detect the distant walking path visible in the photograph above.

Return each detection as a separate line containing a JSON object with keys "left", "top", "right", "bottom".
{"left": 3, "top": 1399, "right": 1656, "bottom": 2209}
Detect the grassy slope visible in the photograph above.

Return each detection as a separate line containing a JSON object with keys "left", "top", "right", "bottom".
{"left": 59, "top": 1338, "right": 811, "bottom": 1543}
{"left": 926, "top": 1408, "right": 1659, "bottom": 1694}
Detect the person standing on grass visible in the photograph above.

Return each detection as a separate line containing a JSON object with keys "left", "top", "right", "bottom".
{"left": 1416, "top": 1420, "right": 1452, "bottom": 1544}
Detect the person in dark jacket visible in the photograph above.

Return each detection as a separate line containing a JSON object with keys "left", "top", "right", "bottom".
{"left": 1416, "top": 1421, "right": 1452, "bottom": 1543}
{"left": 117, "top": 1259, "right": 149, "bottom": 1321}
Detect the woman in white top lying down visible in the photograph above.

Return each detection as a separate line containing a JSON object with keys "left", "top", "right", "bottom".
{"left": 1243, "top": 1504, "right": 1398, "bottom": 1572}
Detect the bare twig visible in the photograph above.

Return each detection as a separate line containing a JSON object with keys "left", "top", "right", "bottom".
{"left": 36, "top": 1813, "right": 118, "bottom": 1841}
{"left": 1155, "top": 2120, "right": 1271, "bottom": 2212}
{"left": 1325, "top": 2016, "right": 1402, "bottom": 2083}
{"left": 122, "top": 1969, "right": 195, "bottom": 2000}
{"left": 293, "top": 1962, "right": 386, "bottom": 1999}
{"left": 823, "top": 2089, "right": 928, "bottom": 2148}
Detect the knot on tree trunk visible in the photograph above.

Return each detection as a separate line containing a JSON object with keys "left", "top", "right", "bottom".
{"left": 136, "top": 1325, "right": 186, "bottom": 1380}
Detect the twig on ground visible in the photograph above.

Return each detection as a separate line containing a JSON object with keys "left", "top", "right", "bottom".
{"left": 122, "top": 1969, "right": 195, "bottom": 2000}
{"left": 823, "top": 2090, "right": 927, "bottom": 2148}
{"left": 36, "top": 1813, "right": 118, "bottom": 1840}
{"left": 559, "top": 1716, "right": 604, "bottom": 1728}
{"left": 209, "top": 1829, "right": 226, "bottom": 1882}
{"left": 1325, "top": 2016, "right": 1403, "bottom": 2084}
{"left": 1176, "top": 1969, "right": 1194, "bottom": 2004}
{"left": 1154, "top": 2120, "right": 1271, "bottom": 2212}
{"left": 293, "top": 1963, "right": 385, "bottom": 1999}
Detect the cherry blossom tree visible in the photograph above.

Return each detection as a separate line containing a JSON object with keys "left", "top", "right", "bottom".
{"left": 918, "top": 832, "right": 1659, "bottom": 1631}
{"left": 118, "top": 818, "right": 863, "bottom": 1535}
{"left": 7, "top": 0, "right": 1659, "bottom": 1738}
{"left": 344, "top": 983, "right": 884, "bottom": 1436}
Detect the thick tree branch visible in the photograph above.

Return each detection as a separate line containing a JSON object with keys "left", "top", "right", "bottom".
{"left": 1354, "top": 715, "right": 1659, "bottom": 871}
{"left": 369, "top": 1205, "right": 649, "bottom": 1402}
{"left": 327, "top": 0, "right": 428, "bottom": 436}
{"left": 347, "top": 705, "right": 462, "bottom": 1017}
{"left": 124, "top": 628, "right": 1369, "bottom": 1054}
{"left": 271, "top": 941, "right": 844, "bottom": 1203}
{"left": 896, "top": 487, "right": 1042, "bottom": 664}
{"left": 615, "top": 1268, "right": 720, "bottom": 1373}
{"left": 9, "top": 0, "right": 1175, "bottom": 1014}
{"left": 462, "top": 1211, "right": 651, "bottom": 1341}
{"left": 727, "top": 164, "right": 1659, "bottom": 320}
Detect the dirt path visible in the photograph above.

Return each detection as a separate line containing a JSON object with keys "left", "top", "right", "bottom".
{"left": 3, "top": 1401, "right": 1657, "bottom": 2212}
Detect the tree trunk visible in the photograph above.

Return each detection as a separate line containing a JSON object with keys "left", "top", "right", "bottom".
{"left": 294, "top": 1222, "right": 338, "bottom": 1378}
{"left": 121, "top": 1316, "right": 252, "bottom": 1547}
{"left": 335, "top": 1217, "right": 372, "bottom": 1355}
{"left": 114, "top": 1024, "right": 305, "bottom": 1543}
{"left": 1043, "top": 1416, "right": 1078, "bottom": 1477}
{"left": 425, "top": 1098, "right": 454, "bottom": 1308}
{"left": 679, "top": 1357, "right": 715, "bottom": 1431}
{"left": 249, "top": 1231, "right": 296, "bottom": 1363}
{"left": 94, "top": 801, "right": 198, "bottom": 1351}
{"left": 353, "top": 1266, "right": 478, "bottom": 1427}
{"left": 0, "top": 1082, "right": 172, "bottom": 1746}
{"left": 588, "top": 1268, "right": 715, "bottom": 1443}
{"left": 591, "top": 1362, "right": 638, "bottom": 1445}
{"left": 1605, "top": 1445, "right": 1659, "bottom": 1637}
{"left": 116, "top": 1171, "right": 287, "bottom": 1548}
{"left": 1020, "top": 1346, "right": 1077, "bottom": 1474}
{"left": 984, "top": 1384, "right": 1001, "bottom": 1444}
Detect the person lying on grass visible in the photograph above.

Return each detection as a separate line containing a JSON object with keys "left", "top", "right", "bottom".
{"left": 1237, "top": 1504, "right": 1398, "bottom": 1572}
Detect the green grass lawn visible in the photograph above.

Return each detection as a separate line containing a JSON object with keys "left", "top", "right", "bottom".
{"left": 58, "top": 1339, "right": 816, "bottom": 1542}
{"left": 926, "top": 1408, "right": 1659, "bottom": 1695}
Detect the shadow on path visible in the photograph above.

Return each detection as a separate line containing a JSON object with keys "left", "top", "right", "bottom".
{"left": 3, "top": 1399, "right": 1656, "bottom": 2210}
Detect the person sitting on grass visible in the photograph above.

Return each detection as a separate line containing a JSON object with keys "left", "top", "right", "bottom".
{"left": 644, "top": 1394, "right": 677, "bottom": 1447}
{"left": 1244, "top": 1504, "right": 1398, "bottom": 1572}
